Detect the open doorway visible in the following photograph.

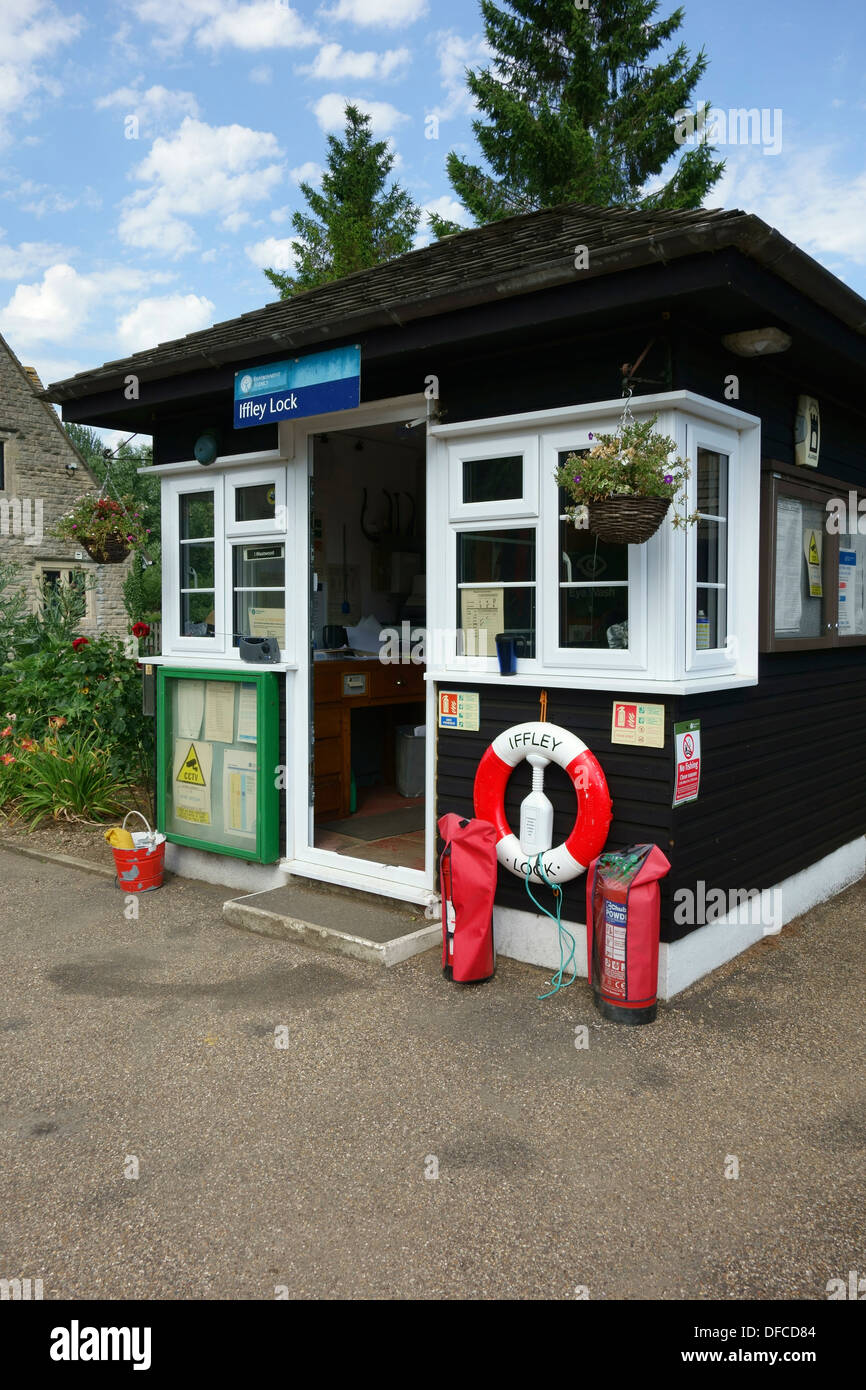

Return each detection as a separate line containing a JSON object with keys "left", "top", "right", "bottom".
{"left": 309, "top": 420, "right": 426, "bottom": 872}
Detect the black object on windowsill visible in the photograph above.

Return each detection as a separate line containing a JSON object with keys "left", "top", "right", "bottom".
{"left": 239, "top": 636, "right": 281, "bottom": 664}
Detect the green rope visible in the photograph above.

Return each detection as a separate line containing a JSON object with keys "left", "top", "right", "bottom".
{"left": 524, "top": 853, "right": 578, "bottom": 999}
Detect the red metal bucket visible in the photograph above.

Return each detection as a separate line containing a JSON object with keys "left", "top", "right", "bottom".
{"left": 111, "top": 812, "right": 166, "bottom": 893}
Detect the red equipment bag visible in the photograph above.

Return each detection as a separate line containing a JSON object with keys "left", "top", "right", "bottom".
{"left": 586, "top": 844, "right": 671, "bottom": 1025}
{"left": 438, "top": 813, "right": 498, "bottom": 983}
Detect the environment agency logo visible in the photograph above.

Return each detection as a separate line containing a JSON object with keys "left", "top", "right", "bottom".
{"left": 239, "top": 374, "right": 253, "bottom": 394}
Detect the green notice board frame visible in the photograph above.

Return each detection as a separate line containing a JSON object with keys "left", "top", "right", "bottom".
{"left": 156, "top": 667, "right": 281, "bottom": 863}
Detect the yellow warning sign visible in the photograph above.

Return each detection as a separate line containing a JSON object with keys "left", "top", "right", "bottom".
{"left": 177, "top": 743, "right": 206, "bottom": 785}
{"left": 808, "top": 532, "right": 820, "bottom": 566}
{"left": 804, "top": 528, "right": 823, "bottom": 599}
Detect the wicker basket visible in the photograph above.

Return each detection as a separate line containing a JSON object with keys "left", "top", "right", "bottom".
{"left": 81, "top": 538, "right": 132, "bottom": 564}
{"left": 587, "top": 495, "right": 671, "bottom": 545}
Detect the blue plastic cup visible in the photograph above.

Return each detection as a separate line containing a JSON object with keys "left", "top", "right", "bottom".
{"left": 495, "top": 634, "right": 517, "bottom": 675}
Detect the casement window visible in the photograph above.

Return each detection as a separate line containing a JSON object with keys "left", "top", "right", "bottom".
{"left": 760, "top": 463, "right": 866, "bottom": 650}
{"left": 163, "top": 467, "right": 288, "bottom": 658}
{"left": 433, "top": 394, "right": 760, "bottom": 690}
{"left": 39, "top": 565, "right": 94, "bottom": 622}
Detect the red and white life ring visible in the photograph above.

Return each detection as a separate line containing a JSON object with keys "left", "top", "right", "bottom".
{"left": 473, "top": 721, "right": 612, "bottom": 885}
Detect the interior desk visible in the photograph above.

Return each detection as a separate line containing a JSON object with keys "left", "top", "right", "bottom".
{"left": 313, "top": 657, "right": 425, "bottom": 820}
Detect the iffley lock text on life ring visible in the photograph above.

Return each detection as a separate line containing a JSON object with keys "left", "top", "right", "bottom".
{"left": 473, "top": 722, "right": 612, "bottom": 885}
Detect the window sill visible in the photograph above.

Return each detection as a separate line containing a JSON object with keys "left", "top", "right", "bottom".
{"left": 425, "top": 667, "right": 758, "bottom": 695}
{"left": 140, "top": 653, "right": 298, "bottom": 672}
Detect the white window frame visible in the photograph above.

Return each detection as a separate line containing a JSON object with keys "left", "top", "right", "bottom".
{"left": 452, "top": 515, "right": 540, "bottom": 672}
{"left": 448, "top": 431, "right": 538, "bottom": 521}
{"left": 225, "top": 465, "right": 287, "bottom": 537}
{"left": 540, "top": 425, "right": 649, "bottom": 673}
{"left": 684, "top": 419, "right": 740, "bottom": 676}
{"left": 37, "top": 563, "right": 96, "bottom": 623}
{"left": 227, "top": 533, "right": 291, "bottom": 660}
{"left": 163, "top": 474, "right": 225, "bottom": 655}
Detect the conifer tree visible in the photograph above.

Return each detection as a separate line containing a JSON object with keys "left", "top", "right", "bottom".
{"left": 266, "top": 104, "right": 420, "bottom": 297}
{"left": 430, "top": 0, "right": 723, "bottom": 236}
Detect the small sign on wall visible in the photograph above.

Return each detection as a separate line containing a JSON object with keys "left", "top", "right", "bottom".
{"left": 673, "top": 720, "right": 701, "bottom": 806}
{"left": 611, "top": 701, "right": 665, "bottom": 748}
{"left": 439, "top": 691, "right": 480, "bottom": 731}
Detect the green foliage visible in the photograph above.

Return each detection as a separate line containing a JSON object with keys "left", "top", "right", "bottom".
{"left": 0, "top": 631, "right": 153, "bottom": 784}
{"left": 0, "top": 562, "right": 31, "bottom": 666}
{"left": 556, "top": 415, "right": 696, "bottom": 527}
{"left": 123, "top": 551, "right": 162, "bottom": 623}
{"left": 435, "top": 0, "right": 724, "bottom": 231}
{"left": 0, "top": 728, "right": 128, "bottom": 826}
{"left": 266, "top": 104, "right": 421, "bottom": 298}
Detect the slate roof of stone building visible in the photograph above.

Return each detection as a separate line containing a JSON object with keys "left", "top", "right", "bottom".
{"left": 44, "top": 200, "right": 866, "bottom": 402}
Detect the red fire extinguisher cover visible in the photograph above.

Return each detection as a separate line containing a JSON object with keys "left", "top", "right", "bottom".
{"left": 438, "top": 813, "right": 498, "bottom": 983}
{"left": 586, "top": 844, "right": 671, "bottom": 1011}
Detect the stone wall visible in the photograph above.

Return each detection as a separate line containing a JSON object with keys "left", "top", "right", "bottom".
{"left": 0, "top": 333, "right": 131, "bottom": 638}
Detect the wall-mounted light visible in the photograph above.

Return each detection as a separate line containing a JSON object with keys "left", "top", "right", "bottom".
{"left": 194, "top": 428, "right": 221, "bottom": 465}
{"left": 722, "top": 327, "right": 792, "bottom": 358}
{"left": 65, "top": 459, "right": 77, "bottom": 475}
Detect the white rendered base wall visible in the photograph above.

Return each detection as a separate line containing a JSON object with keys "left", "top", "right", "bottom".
{"left": 165, "top": 844, "right": 291, "bottom": 894}
{"left": 492, "top": 836, "right": 866, "bottom": 1000}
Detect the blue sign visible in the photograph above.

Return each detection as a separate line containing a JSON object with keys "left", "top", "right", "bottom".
{"left": 234, "top": 345, "right": 361, "bottom": 428}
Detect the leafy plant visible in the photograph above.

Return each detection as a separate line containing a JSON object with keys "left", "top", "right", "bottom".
{"left": 556, "top": 415, "right": 696, "bottom": 528}
{"left": 0, "top": 562, "right": 31, "bottom": 666}
{"left": 3, "top": 729, "right": 128, "bottom": 826}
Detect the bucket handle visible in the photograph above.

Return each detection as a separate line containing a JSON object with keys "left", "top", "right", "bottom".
{"left": 122, "top": 810, "right": 153, "bottom": 836}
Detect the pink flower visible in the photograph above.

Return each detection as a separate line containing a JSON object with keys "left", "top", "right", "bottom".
{"left": 0, "top": 753, "right": 15, "bottom": 765}
{"left": 0, "top": 726, "right": 12, "bottom": 737}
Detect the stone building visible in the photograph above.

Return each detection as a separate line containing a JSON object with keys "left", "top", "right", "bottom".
{"left": 0, "top": 330, "right": 130, "bottom": 638}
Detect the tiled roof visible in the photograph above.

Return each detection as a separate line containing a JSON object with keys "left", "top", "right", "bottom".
{"left": 44, "top": 200, "right": 866, "bottom": 401}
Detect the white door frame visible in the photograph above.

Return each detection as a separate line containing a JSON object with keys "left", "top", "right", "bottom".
{"left": 279, "top": 393, "right": 438, "bottom": 907}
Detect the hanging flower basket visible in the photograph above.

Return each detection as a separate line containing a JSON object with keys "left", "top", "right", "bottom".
{"left": 587, "top": 495, "right": 672, "bottom": 545}
{"left": 555, "top": 406, "right": 698, "bottom": 545}
{"left": 52, "top": 495, "right": 149, "bottom": 565}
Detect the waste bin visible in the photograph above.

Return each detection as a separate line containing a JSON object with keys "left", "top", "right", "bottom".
{"left": 396, "top": 724, "right": 425, "bottom": 797}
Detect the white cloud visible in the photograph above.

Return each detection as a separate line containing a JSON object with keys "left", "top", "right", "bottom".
{"left": 0, "top": 0, "right": 84, "bottom": 145}
{"left": 303, "top": 43, "right": 410, "bottom": 81}
{"left": 311, "top": 93, "right": 409, "bottom": 135}
{"left": 7, "top": 179, "right": 102, "bottom": 218}
{"left": 118, "top": 118, "right": 285, "bottom": 258}
{"left": 428, "top": 29, "right": 492, "bottom": 124}
{"left": 0, "top": 264, "right": 161, "bottom": 347}
{"left": 249, "top": 65, "right": 272, "bottom": 85}
{"left": 319, "top": 0, "right": 428, "bottom": 28}
{"left": 714, "top": 145, "right": 866, "bottom": 268}
{"left": 95, "top": 84, "right": 200, "bottom": 137}
{"left": 290, "top": 161, "right": 323, "bottom": 186}
{"left": 246, "top": 237, "right": 297, "bottom": 273}
{"left": 131, "top": 0, "right": 319, "bottom": 53}
{"left": 116, "top": 292, "right": 215, "bottom": 353}
{"left": 0, "top": 238, "right": 71, "bottom": 279}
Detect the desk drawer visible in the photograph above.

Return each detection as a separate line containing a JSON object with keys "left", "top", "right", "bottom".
{"left": 371, "top": 664, "right": 424, "bottom": 700}
{"left": 314, "top": 666, "right": 342, "bottom": 702}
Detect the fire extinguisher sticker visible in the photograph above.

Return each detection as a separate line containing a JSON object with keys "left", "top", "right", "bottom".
{"left": 446, "top": 899, "right": 456, "bottom": 956}
{"left": 601, "top": 900, "right": 627, "bottom": 999}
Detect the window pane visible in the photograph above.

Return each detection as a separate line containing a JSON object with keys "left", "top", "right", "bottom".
{"left": 774, "top": 496, "right": 823, "bottom": 639}
{"left": 181, "top": 542, "right": 215, "bottom": 589}
{"left": 457, "top": 528, "right": 535, "bottom": 583}
{"left": 560, "top": 509, "right": 628, "bottom": 584}
{"left": 234, "top": 594, "right": 286, "bottom": 648}
{"left": 697, "top": 519, "right": 727, "bottom": 585}
{"left": 561, "top": 587, "right": 628, "bottom": 650}
{"left": 180, "top": 492, "right": 214, "bottom": 540}
{"left": 181, "top": 591, "right": 215, "bottom": 637}
{"left": 697, "top": 588, "right": 727, "bottom": 651}
{"left": 233, "top": 543, "right": 284, "bottom": 590}
{"left": 458, "top": 588, "right": 535, "bottom": 659}
{"left": 697, "top": 450, "right": 728, "bottom": 516}
{"left": 462, "top": 455, "right": 522, "bottom": 504}
{"left": 236, "top": 483, "right": 276, "bottom": 523}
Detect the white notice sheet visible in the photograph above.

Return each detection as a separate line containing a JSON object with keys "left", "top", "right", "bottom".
{"left": 775, "top": 498, "right": 803, "bottom": 634}
{"left": 204, "top": 681, "right": 235, "bottom": 743}
{"left": 177, "top": 680, "right": 204, "bottom": 740}
{"left": 237, "top": 683, "right": 258, "bottom": 743}
{"left": 223, "top": 750, "right": 257, "bottom": 837}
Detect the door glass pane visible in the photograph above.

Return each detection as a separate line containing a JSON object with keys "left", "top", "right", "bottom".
{"left": 462, "top": 455, "right": 522, "bottom": 504}
{"left": 180, "top": 492, "right": 214, "bottom": 540}
{"left": 236, "top": 483, "right": 276, "bottom": 523}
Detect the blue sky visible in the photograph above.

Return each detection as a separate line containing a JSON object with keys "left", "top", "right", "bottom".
{"left": 1, "top": 0, "right": 865, "bottom": 415}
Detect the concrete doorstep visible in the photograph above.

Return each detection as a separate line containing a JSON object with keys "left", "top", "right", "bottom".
{"left": 223, "top": 880, "right": 441, "bottom": 968}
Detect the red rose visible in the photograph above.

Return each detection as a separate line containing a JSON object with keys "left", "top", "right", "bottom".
{"left": 132, "top": 621, "right": 151, "bottom": 638}
{"left": 71, "top": 637, "right": 89, "bottom": 650}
